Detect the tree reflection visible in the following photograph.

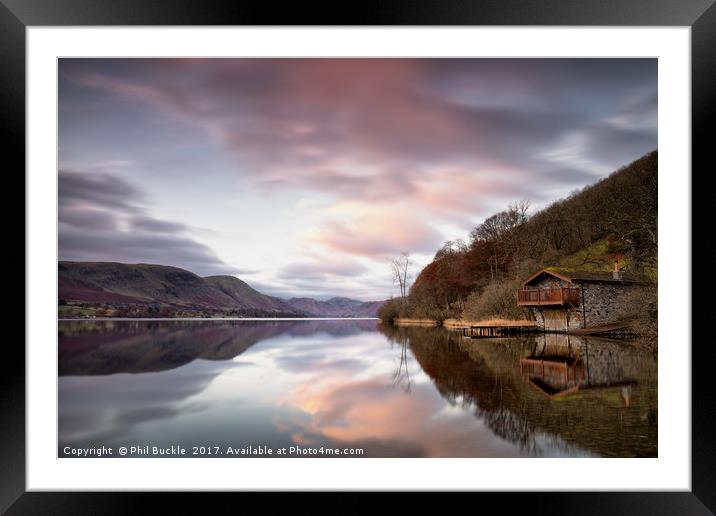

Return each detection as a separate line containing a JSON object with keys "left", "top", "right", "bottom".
{"left": 377, "top": 323, "right": 657, "bottom": 457}
{"left": 391, "top": 331, "right": 412, "bottom": 393}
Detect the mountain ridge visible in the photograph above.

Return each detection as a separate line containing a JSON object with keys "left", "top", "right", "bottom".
{"left": 285, "top": 296, "right": 384, "bottom": 317}
{"left": 58, "top": 261, "right": 384, "bottom": 318}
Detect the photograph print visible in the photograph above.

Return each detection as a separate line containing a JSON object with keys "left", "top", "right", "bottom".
{"left": 58, "top": 58, "right": 658, "bottom": 459}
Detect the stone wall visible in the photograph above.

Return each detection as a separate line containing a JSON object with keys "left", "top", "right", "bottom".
{"left": 578, "top": 282, "right": 642, "bottom": 328}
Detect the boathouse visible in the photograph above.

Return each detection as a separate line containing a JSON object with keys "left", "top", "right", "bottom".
{"left": 517, "top": 263, "right": 646, "bottom": 331}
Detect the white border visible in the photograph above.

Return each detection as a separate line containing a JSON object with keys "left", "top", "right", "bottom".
{"left": 27, "top": 27, "right": 691, "bottom": 491}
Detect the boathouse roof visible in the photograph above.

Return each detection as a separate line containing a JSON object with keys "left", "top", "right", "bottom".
{"left": 521, "top": 267, "right": 647, "bottom": 287}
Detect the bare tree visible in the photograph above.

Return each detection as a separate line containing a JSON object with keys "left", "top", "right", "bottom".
{"left": 391, "top": 252, "right": 412, "bottom": 300}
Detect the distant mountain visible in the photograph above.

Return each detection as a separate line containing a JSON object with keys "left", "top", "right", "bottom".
{"left": 58, "top": 261, "right": 302, "bottom": 317}
{"left": 58, "top": 261, "right": 384, "bottom": 318}
{"left": 59, "top": 261, "right": 230, "bottom": 308}
{"left": 325, "top": 297, "right": 364, "bottom": 308}
{"left": 286, "top": 297, "right": 384, "bottom": 317}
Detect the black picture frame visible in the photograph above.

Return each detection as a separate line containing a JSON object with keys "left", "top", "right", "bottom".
{"left": 3, "top": 0, "right": 710, "bottom": 513}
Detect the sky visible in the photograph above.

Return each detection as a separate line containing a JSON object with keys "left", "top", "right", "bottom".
{"left": 58, "top": 58, "right": 657, "bottom": 301}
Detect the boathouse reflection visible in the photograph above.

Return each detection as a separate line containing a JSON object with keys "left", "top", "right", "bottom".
{"left": 520, "top": 334, "right": 636, "bottom": 404}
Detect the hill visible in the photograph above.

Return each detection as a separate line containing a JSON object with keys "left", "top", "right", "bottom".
{"left": 58, "top": 261, "right": 303, "bottom": 317}
{"left": 59, "top": 262, "right": 234, "bottom": 308}
{"left": 58, "top": 261, "right": 384, "bottom": 318}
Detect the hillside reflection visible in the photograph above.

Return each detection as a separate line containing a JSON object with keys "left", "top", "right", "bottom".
{"left": 59, "top": 319, "right": 378, "bottom": 375}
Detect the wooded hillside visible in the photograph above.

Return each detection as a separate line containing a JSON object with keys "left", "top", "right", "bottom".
{"left": 379, "top": 150, "right": 658, "bottom": 330}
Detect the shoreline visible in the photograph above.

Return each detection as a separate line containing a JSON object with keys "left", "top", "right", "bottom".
{"left": 391, "top": 317, "right": 535, "bottom": 329}
{"left": 391, "top": 318, "right": 441, "bottom": 326}
{"left": 58, "top": 317, "right": 380, "bottom": 322}
{"left": 59, "top": 316, "right": 654, "bottom": 338}
{"left": 387, "top": 317, "right": 653, "bottom": 338}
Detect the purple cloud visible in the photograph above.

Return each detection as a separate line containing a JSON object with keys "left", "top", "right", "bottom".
{"left": 62, "top": 58, "right": 657, "bottom": 210}
{"left": 58, "top": 168, "right": 239, "bottom": 276}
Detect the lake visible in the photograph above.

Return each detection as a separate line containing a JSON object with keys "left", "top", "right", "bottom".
{"left": 58, "top": 319, "right": 657, "bottom": 458}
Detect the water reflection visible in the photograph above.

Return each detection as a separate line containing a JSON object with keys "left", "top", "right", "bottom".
{"left": 59, "top": 319, "right": 378, "bottom": 375}
{"left": 59, "top": 320, "right": 657, "bottom": 457}
{"left": 520, "top": 334, "right": 637, "bottom": 400}
{"left": 379, "top": 325, "right": 657, "bottom": 457}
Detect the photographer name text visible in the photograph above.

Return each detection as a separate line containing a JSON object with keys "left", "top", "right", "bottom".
{"left": 61, "top": 445, "right": 365, "bottom": 457}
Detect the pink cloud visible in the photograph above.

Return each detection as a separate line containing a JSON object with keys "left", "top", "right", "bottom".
{"left": 66, "top": 59, "right": 657, "bottom": 251}
{"left": 67, "top": 61, "right": 513, "bottom": 214}
{"left": 307, "top": 206, "right": 443, "bottom": 259}
{"left": 279, "top": 377, "right": 521, "bottom": 457}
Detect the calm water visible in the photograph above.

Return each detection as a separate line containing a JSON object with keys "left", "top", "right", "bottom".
{"left": 58, "top": 319, "right": 657, "bottom": 458}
